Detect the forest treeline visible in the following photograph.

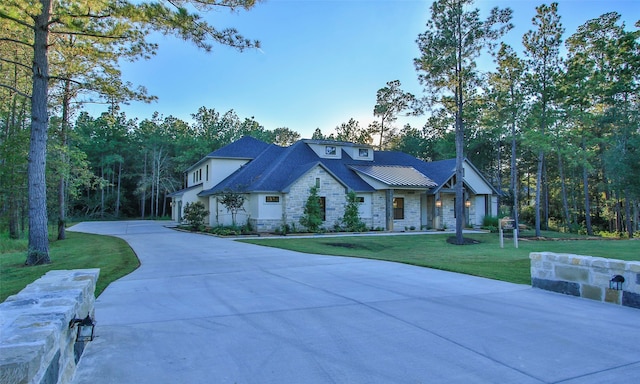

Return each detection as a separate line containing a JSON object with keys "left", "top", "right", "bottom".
{"left": 1, "top": 1, "right": 638, "bottom": 245}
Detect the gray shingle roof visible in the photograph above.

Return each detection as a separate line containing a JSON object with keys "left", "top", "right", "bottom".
{"left": 197, "top": 138, "right": 486, "bottom": 196}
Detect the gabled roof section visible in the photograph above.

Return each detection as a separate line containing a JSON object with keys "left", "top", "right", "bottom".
{"left": 420, "top": 158, "right": 457, "bottom": 187}
{"left": 206, "top": 136, "right": 271, "bottom": 159}
{"left": 186, "top": 136, "right": 270, "bottom": 172}
{"left": 349, "top": 165, "right": 436, "bottom": 188}
{"left": 199, "top": 141, "right": 375, "bottom": 196}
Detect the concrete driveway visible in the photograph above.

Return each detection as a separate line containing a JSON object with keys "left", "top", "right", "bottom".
{"left": 69, "top": 221, "right": 640, "bottom": 384}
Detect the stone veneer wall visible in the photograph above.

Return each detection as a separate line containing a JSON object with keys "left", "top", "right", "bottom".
{"left": 530, "top": 252, "right": 640, "bottom": 309}
{"left": 0, "top": 269, "right": 100, "bottom": 384}
{"left": 391, "top": 191, "right": 421, "bottom": 231}
{"left": 285, "top": 167, "right": 347, "bottom": 231}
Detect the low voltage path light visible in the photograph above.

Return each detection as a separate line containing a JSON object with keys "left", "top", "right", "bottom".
{"left": 69, "top": 314, "right": 96, "bottom": 342}
{"left": 610, "top": 275, "right": 625, "bottom": 291}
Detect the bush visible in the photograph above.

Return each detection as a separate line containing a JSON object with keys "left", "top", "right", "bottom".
{"left": 519, "top": 206, "right": 536, "bottom": 227}
{"left": 482, "top": 215, "right": 500, "bottom": 228}
{"left": 342, "top": 191, "right": 367, "bottom": 232}
{"left": 182, "top": 202, "right": 209, "bottom": 231}
{"left": 300, "top": 186, "right": 323, "bottom": 232}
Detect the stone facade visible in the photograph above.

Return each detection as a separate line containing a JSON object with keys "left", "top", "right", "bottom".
{"left": 392, "top": 191, "right": 421, "bottom": 231}
{"left": 370, "top": 191, "right": 386, "bottom": 230}
{"left": 285, "top": 166, "right": 347, "bottom": 231}
{"left": 530, "top": 252, "right": 640, "bottom": 309}
{"left": 0, "top": 269, "right": 100, "bottom": 384}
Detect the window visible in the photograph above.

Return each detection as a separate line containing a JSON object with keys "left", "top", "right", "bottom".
{"left": 206, "top": 165, "right": 209, "bottom": 181}
{"left": 356, "top": 196, "right": 364, "bottom": 203}
{"left": 315, "top": 178, "right": 320, "bottom": 188}
{"left": 359, "top": 148, "right": 369, "bottom": 157}
{"left": 325, "top": 146, "right": 336, "bottom": 155}
{"left": 319, "top": 196, "right": 326, "bottom": 221}
{"left": 193, "top": 169, "right": 202, "bottom": 183}
{"left": 393, "top": 197, "right": 404, "bottom": 220}
{"left": 265, "top": 196, "right": 280, "bottom": 203}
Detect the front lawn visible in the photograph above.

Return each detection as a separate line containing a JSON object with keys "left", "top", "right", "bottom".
{"left": 239, "top": 232, "right": 640, "bottom": 285}
{"left": 0, "top": 231, "right": 139, "bottom": 302}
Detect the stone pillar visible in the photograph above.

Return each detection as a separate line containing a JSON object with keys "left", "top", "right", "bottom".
{"left": 0, "top": 269, "right": 100, "bottom": 384}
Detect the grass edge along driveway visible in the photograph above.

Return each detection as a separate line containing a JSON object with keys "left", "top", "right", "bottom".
{"left": 239, "top": 232, "right": 640, "bottom": 285}
{"left": 0, "top": 231, "right": 140, "bottom": 303}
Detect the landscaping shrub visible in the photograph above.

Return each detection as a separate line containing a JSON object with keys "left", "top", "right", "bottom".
{"left": 300, "top": 186, "right": 323, "bottom": 232}
{"left": 182, "top": 202, "right": 209, "bottom": 231}
{"left": 342, "top": 191, "right": 367, "bottom": 232}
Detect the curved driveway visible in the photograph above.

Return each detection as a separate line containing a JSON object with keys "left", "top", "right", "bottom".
{"left": 70, "top": 221, "right": 640, "bottom": 384}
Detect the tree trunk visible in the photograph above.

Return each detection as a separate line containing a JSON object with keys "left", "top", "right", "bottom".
{"left": 9, "top": 195, "right": 20, "bottom": 240}
{"left": 58, "top": 79, "right": 71, "bottom": 240}
{"left": 26, "top": 0, "right": 53, "bottom": 265}
{"left": 558, "top": 153, "right": 571, "bottom": 231}
{"left": 581, "top": 139, "right": 593, "bottom": 235}
{"left": 115, "top": 160, "right": 122, "bottom": 217}
{"left": 100, "top": 162, "right": 105, "bottom": 218}
{"left": 535, "top": 150, "right": 543, "bottom": 237}
{"left": 624, "top": 191, "right": 633, "bottom": 238}
{"left": 543, "top": 162, "right": 549, "bottom": 230}
{"left": 141, "top": 151, "right": 147, "bottom": 219}
{"left": 510, "top": 120, "right": 519, "bottom": 231}
{"left": 453, "top": 3, "right": 464, "bottom": 245}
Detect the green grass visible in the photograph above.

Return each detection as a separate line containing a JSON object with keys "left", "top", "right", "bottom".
{"left": 0, "top": 231, "right": 140, "bottom": 302}
{"left": 239, "top": 231, "right": 640, "bottom": 285}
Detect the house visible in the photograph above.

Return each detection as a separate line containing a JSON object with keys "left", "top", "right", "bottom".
{"left": 169, "top": 136, "right": 499, "bottom": 232}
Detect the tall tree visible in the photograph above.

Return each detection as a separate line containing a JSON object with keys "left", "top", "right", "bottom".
{"left": 415, "top": 0, "right": 512, "bottom": 244}
{"left": 333, "top": 118, "right": 372, "bottom": 144}
{"left": 373, "top": 80, "right": 417, "bottom": 150}
{"left": 487, "top": 43, "right": 525, "bottom": 231}
{"left": 268, "top": 127, "right": 300, "bottom": 146}
{"left": 0, "top": 0, "right": 260, "bottom": 264}
{"left": 522, "top": 2, "right": 564, "bottom": 237}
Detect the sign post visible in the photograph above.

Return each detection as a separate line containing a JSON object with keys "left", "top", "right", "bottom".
{"left": 499, "top": 218, "right": 518, "bottom": 248}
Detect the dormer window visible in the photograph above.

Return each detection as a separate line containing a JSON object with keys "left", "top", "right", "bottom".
{"left": 325, "top": 146, "right": 336, "bottom": 155}
{"left": 359, "top": 148, "right": 369, "bottom": 157}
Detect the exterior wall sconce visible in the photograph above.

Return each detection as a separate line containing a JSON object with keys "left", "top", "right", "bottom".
{"left": 609, "top": 275, "right": 625, "bottom": 291}
{"left": 435, "top": 199, "right": 442, "bottom": 208}
{"left": 465, "top": 198, "right": 471, "bottom": 208}
{"left": 69, "top": 314, "right": 95, "bottom": 342}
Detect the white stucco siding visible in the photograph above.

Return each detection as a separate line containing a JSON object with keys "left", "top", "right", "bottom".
{"left": 474, "top": 195, "right": 487, "bottom": 226}
{"left": 463, "top": 162, "right": 493, "bottom": 194}
{"left": 357, "top": 194, "right": 372, "bottom": 219}
{"left": 256, "top": 194, "right": 284, "bottom": 219}
{"left": 209, "top": 159, "right": 250, "bottom": 189}
{"left": 211, "top": 195, "right": 249, "bottom": 227}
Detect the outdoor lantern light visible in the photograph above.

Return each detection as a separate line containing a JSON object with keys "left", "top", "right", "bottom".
{"left": 609, "top": 275, "right": 625, "bottom": 291}
{"left": 69, "top": 314, "right": 95, "bottom": 342}
{"left": 465, "top": 198, "right": 471, "bottom": 208}
{"left": 435, "top": 199, "right": 442, "bottom": 208}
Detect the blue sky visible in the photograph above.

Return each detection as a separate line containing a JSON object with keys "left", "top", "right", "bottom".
{"left": 96, "top": 0, "right": 640, "bottom": 139}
